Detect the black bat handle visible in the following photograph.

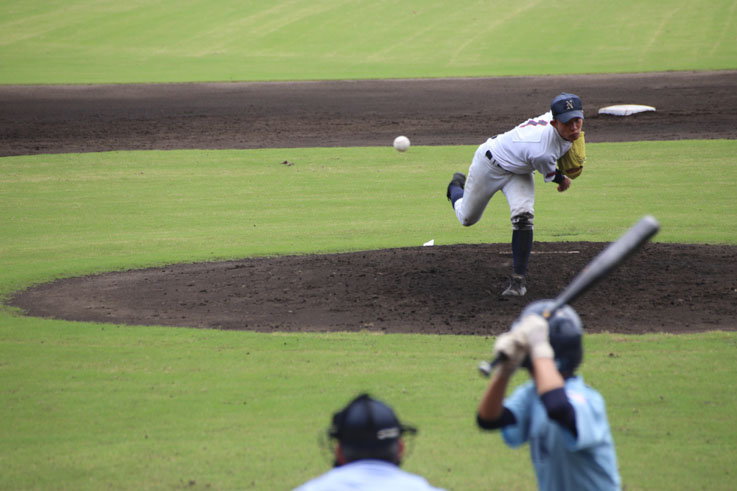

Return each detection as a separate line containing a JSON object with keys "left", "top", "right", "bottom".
{"left": 478, "top": 353, "right": 508, "bottom": 377}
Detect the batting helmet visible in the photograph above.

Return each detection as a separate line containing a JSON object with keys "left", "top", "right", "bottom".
{"left": 518, "top": 300, "right": 584, "bottom": 374}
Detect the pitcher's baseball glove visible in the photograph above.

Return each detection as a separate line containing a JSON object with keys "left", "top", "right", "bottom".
{"left": 557, "top": 131, "right": 586, "bottom": 179}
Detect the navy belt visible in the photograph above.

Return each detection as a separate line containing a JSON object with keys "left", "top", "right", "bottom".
{"left": 486, "top": 150, "right": 507, "bottom": 171}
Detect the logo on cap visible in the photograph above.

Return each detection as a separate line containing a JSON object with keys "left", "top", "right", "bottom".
{"left": 329, "top": 393, "right": 417, "bottom": 448}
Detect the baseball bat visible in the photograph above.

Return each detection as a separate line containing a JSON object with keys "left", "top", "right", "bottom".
{"left": 479, "top": 215, "right": 660, "bottom": 377}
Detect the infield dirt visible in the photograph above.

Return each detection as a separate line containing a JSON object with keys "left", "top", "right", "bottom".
{"left": 5, "top": 71, "right": 737, "bottom": 334}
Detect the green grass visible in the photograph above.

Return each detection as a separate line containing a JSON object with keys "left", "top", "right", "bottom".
{"left": 2, "top": 141, "right": 736, "bottom": 298}
{"left": 1, "top": 141, "right": 737, "bottom": 489}
{"left": 1, "top": 320, "right": 735, "bottom": 490}
{"left": 2, "top": 318, "right": 736, "bottom": 490}
{"left": 1, "top": 0, "right": 736, "bottom": 84}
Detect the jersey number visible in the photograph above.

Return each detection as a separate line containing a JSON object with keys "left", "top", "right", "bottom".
{"left": 520, "top": 119, "right": 548, "bottom": 128}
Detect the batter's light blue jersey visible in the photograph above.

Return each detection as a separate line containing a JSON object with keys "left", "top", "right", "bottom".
{"left": 501, "top": 376, "right": 621, "bottom": 491}
{"left": 294, "top": 459, "right": 446, "bottom": 491}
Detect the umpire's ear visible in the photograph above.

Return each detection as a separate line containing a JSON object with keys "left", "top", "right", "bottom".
{"left": 335, "top": 443, "right": 347, "bottom": 466}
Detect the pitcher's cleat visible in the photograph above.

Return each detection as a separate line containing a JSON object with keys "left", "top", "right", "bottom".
{"left": 501, "top": 274, "right": 527, "bottom": 297}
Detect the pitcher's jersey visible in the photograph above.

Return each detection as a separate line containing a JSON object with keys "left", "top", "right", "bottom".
{"left": 488, "top": 111, "right": 572, "bottom": 182}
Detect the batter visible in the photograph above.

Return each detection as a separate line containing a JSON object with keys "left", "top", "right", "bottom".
{"left": 446, "top": 93, "right": 584, "bottom": 296}
{"left": 476, "top": 301, "right": 621, "bottom": 490}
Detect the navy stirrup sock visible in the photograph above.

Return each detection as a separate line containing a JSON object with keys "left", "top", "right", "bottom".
{"left": 449, "top": 186, "right": 464, "bottom": 206}
{"left": 512, "top": 229, "right": 533, "bottom": 275}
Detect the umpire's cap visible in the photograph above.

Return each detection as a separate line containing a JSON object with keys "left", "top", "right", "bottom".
{"left": 520, "top": 300, "right": 584, "bottom": 374}
{"left": 328, "top": 393, "right": 417, "bottom": 448}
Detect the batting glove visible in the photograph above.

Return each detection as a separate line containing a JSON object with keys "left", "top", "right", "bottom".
{"left": 492, "top": 329, "right": 528, "bottom": 375}
{"left": 518, "top": 314, "right": 555, "bottom": 360}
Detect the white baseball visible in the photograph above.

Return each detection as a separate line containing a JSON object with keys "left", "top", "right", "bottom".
{"left": 393, "top": 135, "right": 410, "bottom": 152}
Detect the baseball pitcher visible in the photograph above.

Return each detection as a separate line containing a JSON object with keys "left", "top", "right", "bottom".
{"left": 446, "top": 93, "right": 586, "bottom": 296}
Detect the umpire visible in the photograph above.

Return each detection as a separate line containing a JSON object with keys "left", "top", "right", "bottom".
{"left": 476, "top": 301, "right": 621, "bottom": 490}
{"left": 294, "top": 393, "right": 445, "bottom": 491}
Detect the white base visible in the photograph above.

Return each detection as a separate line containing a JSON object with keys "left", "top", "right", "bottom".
{"left": 598, "top": 104, "right": 656, "bottom": 116}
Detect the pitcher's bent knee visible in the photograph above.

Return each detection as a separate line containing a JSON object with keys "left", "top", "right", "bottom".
{"left": 457, "top": 210, "right": 480, "bottom": 227}
{"left": 511, "top": 212, "right": 534, "bottom": 231}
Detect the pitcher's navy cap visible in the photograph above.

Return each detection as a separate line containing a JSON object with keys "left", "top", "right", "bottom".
{"left": 551, "top": 93, "right": 584, "bottom": 123}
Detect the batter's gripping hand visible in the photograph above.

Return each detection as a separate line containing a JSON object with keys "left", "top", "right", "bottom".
{"left": 492, "top": 329, "right": 528, "bottom": 375}
{"left": 557, "top": 131, "right": 586, "bottom": 179}
{"left": 517, "top": 314, "right": 555, "bottom": 360}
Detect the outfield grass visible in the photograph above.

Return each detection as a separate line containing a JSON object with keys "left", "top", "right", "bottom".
{"left": 2, "top": 141, "right": 736, "bottom": 297}
{"left": 2, "top": 0, "right": 736, "bottom": 84}
{"left": 1, "top": 141, "right": 736, "bottom": 489}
